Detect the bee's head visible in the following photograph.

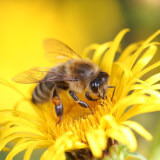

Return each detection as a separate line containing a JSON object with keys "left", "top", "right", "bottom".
{"left": 90, "top": 71, "right": 110, "bottom": 99}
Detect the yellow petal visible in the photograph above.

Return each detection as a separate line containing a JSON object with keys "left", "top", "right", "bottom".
{"left": 121, "top": 103, "right": 160, "bottom": 121}
{"left": 82, "top": 43, "right": 100, "bottom": 58}
{"left": 24, "top": 141, "right": 50, "bottom": 160}
{"left": 2, "top": 147, "right": 10, "bottom": 152}
{"left": 40, "top": 145, "right": 65, "bottom": 160}
{"left": 86, "top": 129, "right": 106, "bottom": 158}
{"left": 0, "top": 134, "right": 22, "bottom": 151}
{"left": 111, "top": 62, "right": 133, "bottom": 100}
{"left": 144, "top": 30, "right": 160, "bottom": 44}
{"left": 6, "top": 140, "right": 33, "bottom": 160}
{"left": 106, "top": 126, "right": 137, "bottom": 152}
{"left": 136, "top": 60, "right": 160, "bottom": 78}
{"left": 92, "top": 41, "right": 112, "bottom": 65}
{"left": 101, "top": 28, "right": 130, "bottom": 74}
{"left": 100, "top": 114, "right": 117, "bottom": 130}
{"left": 145, "top": 73, "right": 160, "bottom": 85}
{"left": 127, "top": 30, "right": 160, "bottom": 70}
{"left": 132, "top": 45, "right": 158, "bottom": 74}
{"left": 118, "top": 42, "right": 141, "bottom": 62}
{"left": 1, "top": 126, "right": 44, "bottom": 140}
{"left": 122, "top": 121, "right": 152, "bottom": 141}
{"left": 112, "top": 95, "right": 147, "bottom": 119}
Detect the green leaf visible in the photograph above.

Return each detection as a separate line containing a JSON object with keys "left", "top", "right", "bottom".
{"left": 127, "top": 152, "right": 147, "bottom": 160}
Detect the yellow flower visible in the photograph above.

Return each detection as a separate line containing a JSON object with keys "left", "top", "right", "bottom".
{"left": 0, "top": 29, "right": 160, "bottom": 160}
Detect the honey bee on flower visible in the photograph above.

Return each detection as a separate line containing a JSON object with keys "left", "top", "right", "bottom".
{"left": 13, "top": 39, "right": 115, "bottom": 123}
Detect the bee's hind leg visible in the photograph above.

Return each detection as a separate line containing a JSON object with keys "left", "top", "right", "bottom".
{"left": 52, "top": 90, "right": 63, "bottom": 124}
{"left": 69, "top": 90, "right": 93, "bottom": 114}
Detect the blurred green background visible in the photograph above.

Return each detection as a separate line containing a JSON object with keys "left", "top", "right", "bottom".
{"left": 0, "top": 0, "right": 160, "bottom": 159}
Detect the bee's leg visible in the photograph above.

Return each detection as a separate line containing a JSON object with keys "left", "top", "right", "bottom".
{"left": 52, "top": 90, "right": 63, "bottom": 124}
{"left": 85, "top": 92, "right": 98, "bottom": 101}
{"left": 69, "top": 90, "right": 93, "bottom": 114}
{"left": 108, "top": 86, "right": 116, "bottom": 101}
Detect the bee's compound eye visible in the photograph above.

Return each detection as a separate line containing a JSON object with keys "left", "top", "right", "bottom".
{"left": 90, "top": 82, "right": 98, "bottom": 93}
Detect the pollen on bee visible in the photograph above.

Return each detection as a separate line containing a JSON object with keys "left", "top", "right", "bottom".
{"left": 52, "top": 96, "right": 61, "bottom": 106}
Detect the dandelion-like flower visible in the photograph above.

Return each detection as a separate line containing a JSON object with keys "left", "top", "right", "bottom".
{"left": 0, "top": 29, "right": 160, "bottom": 160}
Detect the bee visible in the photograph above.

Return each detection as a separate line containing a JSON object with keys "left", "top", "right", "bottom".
{"left": 13, "top": 39, "right": 115, "bottom": 123}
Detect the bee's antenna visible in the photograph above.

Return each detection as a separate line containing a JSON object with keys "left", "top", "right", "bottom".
{"left": 108, "top": 86, "right": 116, "bottom": 101}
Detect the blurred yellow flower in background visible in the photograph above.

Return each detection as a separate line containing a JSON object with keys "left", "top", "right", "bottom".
{"left": 0, "top": 29, "right": 160, "bottom": 160}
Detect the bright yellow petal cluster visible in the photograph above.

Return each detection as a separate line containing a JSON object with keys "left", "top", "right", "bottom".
{"left": 0, "top": 29, "right": 160, "bottom": 160}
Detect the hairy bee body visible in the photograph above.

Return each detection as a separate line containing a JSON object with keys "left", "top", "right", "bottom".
{"left": 13, "top": 39, "right": 114, "bottom": 123}
{"left": 32, "top": 59, "right": 99, "bottom": 104}
{"left": 32, "top": 81, "right": 54, "bottom": 104}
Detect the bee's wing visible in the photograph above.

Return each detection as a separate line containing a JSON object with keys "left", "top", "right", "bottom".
{"left": 13, "top": 67, "right": 77, "bottom": 84}
{"left": 12, "top": 67, "right": 51, "bottom": 84}
{"left": 43, "top": 39, "right": 82, "bottom": 64}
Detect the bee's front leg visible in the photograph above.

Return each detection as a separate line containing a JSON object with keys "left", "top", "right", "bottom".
{"left": 85, "top": 92, "right": 98, "bottom": 101}
{"left": 52, "top": 90, "right": 63, "bottom": 124}
{"left": 69, "top": 90, "right": 93, "bottom": 114}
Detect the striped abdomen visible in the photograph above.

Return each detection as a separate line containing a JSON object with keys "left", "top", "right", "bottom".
{"left": 32, "top": 65, "right": 69, "bottom": 104}
{"left": 32, "top": 81, "right": 55, "bottom": 104}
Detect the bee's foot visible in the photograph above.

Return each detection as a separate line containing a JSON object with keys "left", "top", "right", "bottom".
{"left": 56, "top": 116, "right": 62, "bottom": 125}
{"left": 88, "top": 106, "right": 94, "bottom": 115}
